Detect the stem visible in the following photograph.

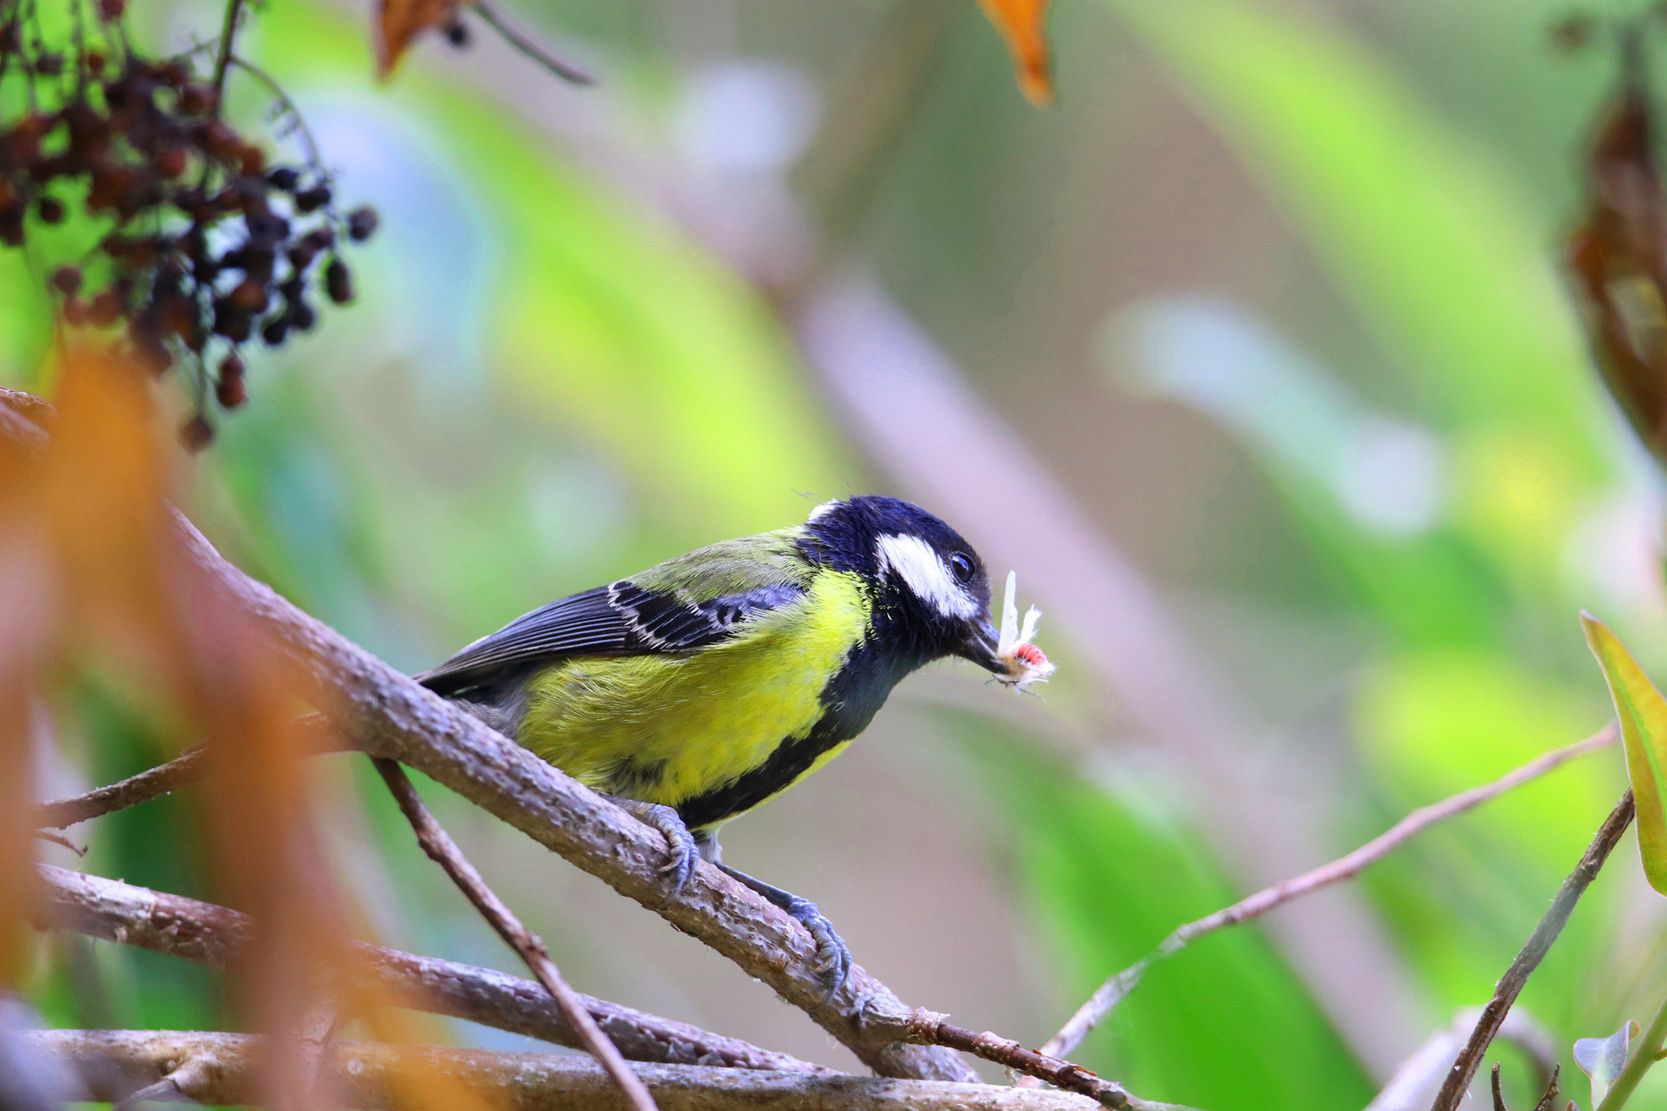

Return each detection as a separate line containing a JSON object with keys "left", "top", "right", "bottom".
{"left": 1596, "top": 989, "right": 1667, "bottom": 1111}
{"left": 209, "top": 0, "right": 245, "bottom": 109}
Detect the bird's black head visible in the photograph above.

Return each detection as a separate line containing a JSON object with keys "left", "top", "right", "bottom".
{"left": 799, "top": 495, "right": 1003, "bottom": 674}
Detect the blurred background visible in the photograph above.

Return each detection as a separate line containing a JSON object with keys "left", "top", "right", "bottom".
{"left": 6, "top": 0, "right": 1664, "bottom": 1107}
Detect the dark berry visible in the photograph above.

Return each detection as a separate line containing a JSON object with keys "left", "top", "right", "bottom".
{"left": 98, "top": 0, "right": 125, "bottom": 18}
{"left": 216, "top": 354, "right": 246, "bottom": 408}
{"left": 346, "top": 206, "right": 379, "bottom": 241}
{"left": 227, "top": 278, "right": 268, "bottom": 314}
{"left": 51, "top": 266, "right": 82, "bottom": 296}
{"left": 290, "top": 300, "right": 316, "bottom": 331}
{"left": 267, "top": 166, "right": 300, "bottom": 191}
{"left": 180, "top": 413, "right": 214, "bottom": 450}
{"left": 36, "top": 196, "right": 64, "bottom": 224}
{"left": 261, "top": 316, "right": 290, "bottom": 346}
{"left": 325, "top": 259, "right": 353, "bottom": 304}
{"left": 294, "top": 185, "right": 331, "bottom": 213}
{"left": 88, "top": 289, "right": 124, "bottom": 327}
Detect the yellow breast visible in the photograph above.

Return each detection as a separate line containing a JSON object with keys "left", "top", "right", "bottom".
{"left": 517, "top": 570, "right": 870, "bottom": 811}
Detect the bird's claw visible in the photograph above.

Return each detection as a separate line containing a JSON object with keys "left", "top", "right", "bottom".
{"left": 621, "top": 800, "right": 698, "bottom": 900}
{"left": 784, "top": 895, "right": 852, "bottom": 1002}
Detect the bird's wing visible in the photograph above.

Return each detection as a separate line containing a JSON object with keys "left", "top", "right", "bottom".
{"left": 417, "top": 532, "right": 811, "bottom": 698}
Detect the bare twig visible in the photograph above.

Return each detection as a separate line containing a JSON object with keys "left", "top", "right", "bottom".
{"left": 208, "top": 0, "right": 247, "bottom": 108}
{"left": 471, "top": 0, "right": 594, "bottom": 86}
{"left": 35, "top": 1029, "right": 1105, "bottom": 1110}
{"left": 1041, "top": 727, "right": 1617, "bottom": 1061}
{"left": 34, "top": 865, "right": 823, "bottom": 1073}
{"left": 1363, "top": 1010, "right": 1555, "bottom": 1111}
{"left": 34, "top": 747, "right": 208, "bottom": 829}
{"left": 1431, "top": 791, "right": 1637, "bottom": 1111}
{"left": 862, "top": 1007, "right": 1189, "bottom": 1111}
{"left": 372, "top": 757, "right": 656, "bottom": 1111}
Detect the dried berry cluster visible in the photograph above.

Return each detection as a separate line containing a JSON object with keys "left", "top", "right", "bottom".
{"left": 0, "top": 0, "right": 378, "bottom": 447}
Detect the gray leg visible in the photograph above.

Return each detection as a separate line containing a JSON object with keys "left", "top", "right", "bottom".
{"left": 605, "top": 795, "right": 698, "bottom": 898}
{"left": 718, "top": 863, "right": 852, "bottom": 999}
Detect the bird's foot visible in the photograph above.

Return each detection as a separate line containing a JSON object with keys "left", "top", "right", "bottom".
{"left": 782, "top": 894, "right": 853, "bottom": 1004}
{"left": 717, "top": 863, "right": 852, "bottom": 1002}
{"left": 609, "top": 796, "right": 698, "bottom": 899}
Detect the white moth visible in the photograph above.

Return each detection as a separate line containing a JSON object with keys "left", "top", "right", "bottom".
{"left": 994, "top": 571, "right": 1055, "bottom": 691}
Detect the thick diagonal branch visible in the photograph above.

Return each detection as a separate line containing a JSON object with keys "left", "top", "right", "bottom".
{"left": 33, "top": 864, "right": 818, "bottom": 1072}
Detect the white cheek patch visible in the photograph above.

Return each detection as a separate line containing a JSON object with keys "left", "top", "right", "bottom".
{"left": 874, "top": 533, "right": 980, "bottom": 618}
{"left": 806, "top": 500, "right": 840, "bottom": 522}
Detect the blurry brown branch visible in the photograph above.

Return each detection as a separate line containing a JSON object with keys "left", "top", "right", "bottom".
{"left": 372, "top": 757, "right": 656, "bottom": 1110}
{"left": 861, "top": 1007, "right": 1191, "bottom": 1111}
{"left": 1039, "top": 726, "right": 1618, "bottom": 1062}
{"left": 1430, "top": 791, "right": 1636, "bottom": 1111}
{"left": 33, "top": 865, "right": 816, "bottom": 1072}
{"left": 32, "top": 1029, "right": 1105, "bottom": 1110}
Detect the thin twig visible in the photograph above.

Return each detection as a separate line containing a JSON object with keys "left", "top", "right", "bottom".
{"left": 372, "top": 758, "right": 657, "bottom": 1111}
{"left": 1430, "top": 790, "right": 1637, "bottom": 1111}
{"left": 33, "top": 864, "right": 818, "bottom": 1072}
{"left": 1040, "top": 726, "right": 1618, "bottom": 1061}
{"left": 862, "top": 1007, "right": 1187, "bottom": 1111}
{"left": 208, "top": 0, "right": 246, "bottom": 109}
{"left": 34, "top": 747, "right": 208, "bottom": 829}
{"left": 34, "top": 1029, "right": 1104, "bottom": 1110}
{"left": 471, "top": 0, "right": 594, "bottom": 86}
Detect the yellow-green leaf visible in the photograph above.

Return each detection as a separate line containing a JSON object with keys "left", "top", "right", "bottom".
{"left": 1582, "top": 612, "right": 1667, "bottom": 894}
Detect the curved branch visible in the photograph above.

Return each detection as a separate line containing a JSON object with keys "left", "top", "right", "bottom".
{"left": 1039, "top": 726, "right": 1618, "bottom": 1061}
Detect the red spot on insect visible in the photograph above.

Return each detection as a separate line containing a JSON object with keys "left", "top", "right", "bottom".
{"left": 1014, "top": 643, "right": 1047, "bottom": 668}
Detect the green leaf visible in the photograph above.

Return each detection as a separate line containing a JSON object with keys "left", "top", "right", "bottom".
{"left": 1575, "top": 1020, "right": 1640, "bottom": 1107}
{"left": 1581, "top": 613, "right": 1667, "bottom": 895}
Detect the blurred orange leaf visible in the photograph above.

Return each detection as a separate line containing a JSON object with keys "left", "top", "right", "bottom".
{"left": 979, "top": 0, "right": 1055, "bottom": 105}
{"left": 377, "top": 0, "right": 472, "bottom": 77}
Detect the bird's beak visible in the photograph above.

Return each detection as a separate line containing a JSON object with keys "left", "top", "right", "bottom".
{"left": 954, "top": 618, "right": 1005, "bottom": 674}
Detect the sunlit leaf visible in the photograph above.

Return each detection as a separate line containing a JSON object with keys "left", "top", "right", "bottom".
{"left": 376, "top": 0, "right": 470, "bottom": 77}
{"left": 1582, "top": 613, "right": 1667, "bottom": 894}
{"left": 1574, "top": 1020, "right": 1639, "bottom": 1107}
{"left": 978, "top": 0, "right": 1054, "bottom": 105}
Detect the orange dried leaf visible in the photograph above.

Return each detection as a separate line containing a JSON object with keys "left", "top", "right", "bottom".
{"left": 377, "top": 0, "right": 472, "bottom": 77}
{"left": 978, "top": 0, "right": 1054, "bottom": 106}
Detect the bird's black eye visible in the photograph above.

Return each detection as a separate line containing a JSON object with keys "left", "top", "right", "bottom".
{"left": 947, "top": 551, "right": 975, "bottom": 584}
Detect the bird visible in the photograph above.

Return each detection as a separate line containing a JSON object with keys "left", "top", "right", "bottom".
{"left": 417, "top": 495, "right": 1028, "bottom": 994}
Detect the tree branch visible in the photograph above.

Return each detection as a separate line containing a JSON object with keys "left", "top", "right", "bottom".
{"left": 372, "top": 757, "right": 656, "bottom": 1110}
{"left": 32, "top": 865, "right": 823, "bottom": 1073}
{"left": 861, "top": 1007, "right": 1194, "bottom": 1111}
{"left": 1039, "top": 727, "right": 1618, "bottom": 1061}
{"left": 1430, "top": 790, "right": 1637, "bottom": 1111}
{"left": 35, "top": 746, "right": 208, "bottom": 829}
{"left": 33, "top": 1029, "right": 1105, "bottom": 1110}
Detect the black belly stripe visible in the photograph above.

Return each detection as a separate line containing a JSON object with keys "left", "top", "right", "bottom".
{"left": 673, "top": 633, "right": 922, "bottom": 832}
{"left": 675, "top": 726, "right": 849, "bottom": 831}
